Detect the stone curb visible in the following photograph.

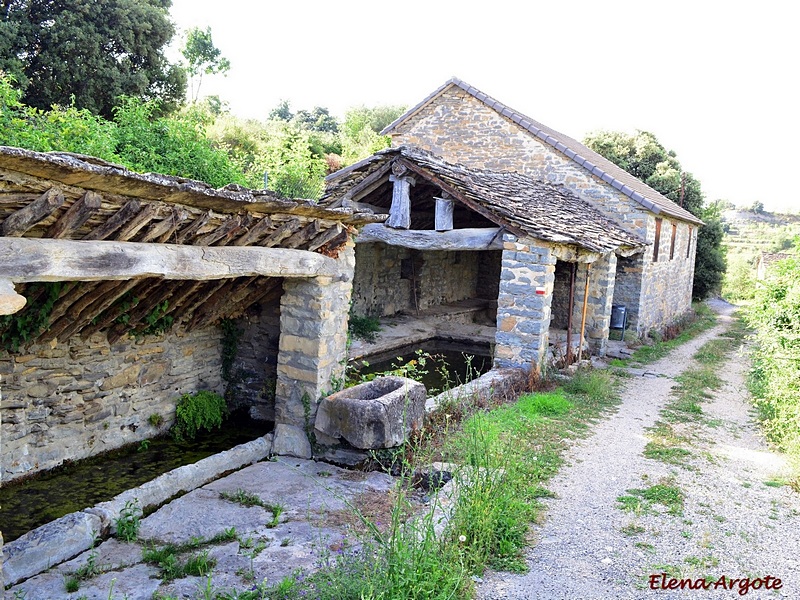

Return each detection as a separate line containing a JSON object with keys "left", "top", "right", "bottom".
{"left": 424, "top": 368, "right": 527, "bottom": 413}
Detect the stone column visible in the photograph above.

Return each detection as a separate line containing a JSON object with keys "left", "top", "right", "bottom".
{"left": 573, "top": 252, "right": 617, "bottom": 356}
{"left": 273, "top": 240, "right": 355, "bottom": 458}
{"left": 494, "top": 234, "right": 555, "bottom": 371}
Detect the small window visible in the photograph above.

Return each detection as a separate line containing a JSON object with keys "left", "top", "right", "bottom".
{"left": 669, "top": 222, "right": 677, "bottom": 260}
{"left": 653, "top": 218, "right": 662, "bottom": 262}
{"left": 686, "top": 226, "right": 693, "bottom": 258}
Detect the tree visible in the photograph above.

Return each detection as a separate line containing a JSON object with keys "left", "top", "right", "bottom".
{"left": 268, "top": 99, "right": 292, "bottom": 122}
{"left": 584, "top": 130, "right": 726, "bottom": 299}
{"left": 0, "top": 0, "right": 186, "bottom": 118}
{"left": 340, "top": 105, "right": 405, "bottom": 163}
{"left": 180, "top": 26, "right": 230, "bottom": 102}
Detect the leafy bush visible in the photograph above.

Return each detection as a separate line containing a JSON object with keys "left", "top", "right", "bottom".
{"left": 115, "top": 499, "right": 142, "bottom": 542}
{"left": 348, "top": 313, "right": 381, "bottom": 343}
{"left": 746, "top": 257, "right": 800, "bottom": 478}
{"left": 171, "top": 391, "right": 228, "bottom": 442}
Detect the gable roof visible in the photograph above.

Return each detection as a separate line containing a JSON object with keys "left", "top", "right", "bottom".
{"left": 323, "top": 146, "right": 647, "bottom": 255}
{"left": 382, "top": 78, "right": 703, "bottom": 226}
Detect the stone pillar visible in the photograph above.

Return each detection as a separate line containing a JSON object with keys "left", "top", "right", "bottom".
{"left": 273, "top": 241, "right": 355, "bottom": 458}
{"left": 494, "top": 234, "right": 556, "bottom": 371}
{"left": 574, "top": 252, "right": 617, "bottom": 356}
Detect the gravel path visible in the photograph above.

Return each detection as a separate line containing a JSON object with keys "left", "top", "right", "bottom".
{"left": 477, "top": 301, "right": 799, "bottom": 599}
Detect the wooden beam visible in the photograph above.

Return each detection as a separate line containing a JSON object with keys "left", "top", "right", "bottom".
{"left": 341, "top": 161, "right": 393, "bottom": 206}
{"left": 0, "top": 237, "right": 341, "bottom": 282}
{"left": 232, "top": 215, "right": 273, "bottom": 246}
{"left": 83, "top": 199, "right": 140, "bottom": 240}
{"left": 46, "top": 191, "right": 102, "bottom": 238}
{"left": 356, "top": 224, "right": 503, "bottom": 251}
{"left": 1, "top": 187, "right": 65, "bottom": 236}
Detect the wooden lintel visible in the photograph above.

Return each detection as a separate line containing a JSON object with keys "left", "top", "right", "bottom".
{"left": 0, "top": 237, "right": 340, "bottom": 282}
{"left": 356, "top": 224, "right": 504, "bottom": 251}
{"left": 1, "top": 187, "right": 65, "bottom": 236}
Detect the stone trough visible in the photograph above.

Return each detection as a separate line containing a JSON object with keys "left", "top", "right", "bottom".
{"left": 315, "top": 375, "right": 426, "bottom": 449}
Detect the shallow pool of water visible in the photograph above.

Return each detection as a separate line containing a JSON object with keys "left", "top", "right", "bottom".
{"left": 352, "top": 338, "right": 492, "bottom": 394}
{"left": 0, "top": 411, "right": 269, "bottom": 542}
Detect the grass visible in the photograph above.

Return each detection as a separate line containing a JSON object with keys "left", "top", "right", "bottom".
{"left": 211, "top": 369, "right": 621, "bottom": 600}
{"left": 141, "top": 529, "right": 238, "bottom": 582}
{"left": 642, "top": 323, "right": 744, "bottom": 470}
{"left": 617, "top": 480, "right": 685, "bottom": 516}
{"left": 220, "top": 488, "right": 284, "bottom": 527}
{"left": 627, "top": 303, "right": 716, "bottom": 364}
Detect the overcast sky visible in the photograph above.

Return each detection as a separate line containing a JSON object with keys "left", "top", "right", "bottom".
{"left": 168, "top": 0, "right": 798, "bottom": 213}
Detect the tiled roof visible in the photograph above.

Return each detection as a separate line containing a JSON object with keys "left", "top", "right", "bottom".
{"left": 322, "top": 146, "right": 648, "bottom": 255}
{"left": 382, "top": 78, "right": 703, "bottom": 226}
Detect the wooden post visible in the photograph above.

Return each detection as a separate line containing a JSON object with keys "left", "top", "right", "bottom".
{"left": 387, "top": 162, "right": 415, "bottom": 229}
{"left": 434, "top": 192, "right": 454, "bottom": 231}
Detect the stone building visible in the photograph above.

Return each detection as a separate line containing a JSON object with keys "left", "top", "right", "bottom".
{"left": 380, "top": 78, "right": 703, "bottom": 336}
{"left": 0, "top": 146, "right": 378, "bottom": 486}
{"left": 322, "top": 146, "right": 647, "bottom": 369}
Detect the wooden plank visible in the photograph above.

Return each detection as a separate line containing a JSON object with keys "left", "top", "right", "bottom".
{"left": 356, "top": 224, "right": 503, "bottom": 251}
{"left": 1, "top": 187, "right": 65, "bottom": 236}
{"left": 283, "top": 220, "right": 320, "bottom": 249}
{"left": 83, "top": 199, "right": 140, "bottom": 240}
{"left": 49, "top": 279, "right": 141, "bottom": 342}
{"left": 259, "top": 218, "right": 301, "bottom": 247}
{"left": 172, "top": 280, "right": 229, "bottom": 327}
{"left": 115, "top": 203, "right": 158, "bottom": 241}
{"left": 0, "top": 237, "right": 341, "bottom": 282}
{"left": 194, "top": 214, "right": 246, "bottom": 246}
{"left": 138, "top": 208, "right": 189, "bottom": 243}
{"left": 45, "top": 191, "right": 102, "bottom": 238}
{"left": 232, "top": 215, "right": 274, "bottom": 246}
{"left": 342, "top": 161, "right": 393, "bottom": 204}
{"left": 306, "top": 224, "right": 343, "bottom": 252}
{"left": 174, "top": 210, "right": 211, "bottom": 244}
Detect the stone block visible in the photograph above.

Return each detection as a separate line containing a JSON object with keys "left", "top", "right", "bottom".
{"left": 3, "top": 511, "right": 102, "bottom": 586}
{"left": 315, "top": 376, "right": 426, "bottom": 449}
{"left": 272, "top": 423, "right": 312, "bottom": 459}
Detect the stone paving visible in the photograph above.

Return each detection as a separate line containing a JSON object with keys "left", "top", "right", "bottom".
{"left": 8, "top": 458, "right": 394, "bottom": 600}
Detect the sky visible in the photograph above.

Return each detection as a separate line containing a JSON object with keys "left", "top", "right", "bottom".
{"left": 168, "top": 0, "right": 799, "bottom": 213}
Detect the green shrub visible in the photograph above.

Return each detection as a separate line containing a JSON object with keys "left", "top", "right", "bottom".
{"left": 348, "top": 313, "right": 381, "bottom": 343}
{"left": 115, "top": 498, "right": 141, "bottom": 542}
{"left": 171, "top": 391, "right": 228, "bottom": 442}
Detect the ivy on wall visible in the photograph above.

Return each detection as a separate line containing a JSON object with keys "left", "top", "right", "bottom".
{"left": 0, "top": 282, "right": 62, "bottom": 353}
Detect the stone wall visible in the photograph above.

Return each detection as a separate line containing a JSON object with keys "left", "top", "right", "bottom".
{"left": 0, "top": 326, "right": 224, "bottom": 483}
{"left": 636, "top": 217, "right": 696, "bottom": 334}
{"left": 416, "top": 250, "right": 480, "bottom": 310}
{"left": 351, "top": 243, "right": 486, "bottom": 317}
{"left": 229, "top": 300, "right": 282, "bottom": 422}
{"left": 351, "top": 243, "right": 412, "bottom": 317}
{"left": 494, "top": 234, "right": 555, "bottom": 369}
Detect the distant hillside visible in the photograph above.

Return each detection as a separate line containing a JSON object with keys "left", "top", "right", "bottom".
{"left": 721, "top": 210, "right": 798, "bottom": 301}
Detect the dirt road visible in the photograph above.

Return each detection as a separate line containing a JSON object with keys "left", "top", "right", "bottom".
{"left": 478, "top": 301, "right": 799, "bottom": 599}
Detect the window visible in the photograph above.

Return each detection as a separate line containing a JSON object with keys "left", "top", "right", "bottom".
{"left": 686, "top": 226, "right": 693, "bottom": 258}
{"left": 653, "top": 218, "right": 662, "bottom": 262}
{"left": 669, "top": 222, "right": 677, "bottom": 260}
